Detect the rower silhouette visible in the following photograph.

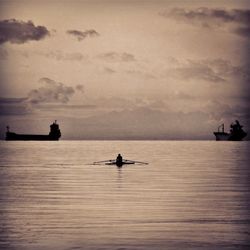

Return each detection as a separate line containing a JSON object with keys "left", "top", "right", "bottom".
{"left": 92, "top": 156, "right": 148, "bottom": 166}
{"left": 116, "top": 154, "right": 123, "bottom": 167}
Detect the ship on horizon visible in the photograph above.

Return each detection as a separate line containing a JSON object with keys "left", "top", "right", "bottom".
{"left": 213, "top": 120, "right": 247, "bottom": 141}
{"left": 5, "top": 121, "right": 61, "bottom": 141}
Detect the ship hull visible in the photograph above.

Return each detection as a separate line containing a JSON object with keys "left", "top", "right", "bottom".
{"left": 214, "top": 132, "right": 230, "bottom": 141}
{"left": 5, "top": 132, "right": 60, "bottom": 141}
{"left": 214, "top": 131, "right": 247, "bottom": 141}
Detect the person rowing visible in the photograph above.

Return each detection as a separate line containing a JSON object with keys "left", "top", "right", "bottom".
{"left": 92, "top": 155, "right": 148, "bottom": 167}
{"left": 116, "top": 153, "right": 123, "bottom": 167}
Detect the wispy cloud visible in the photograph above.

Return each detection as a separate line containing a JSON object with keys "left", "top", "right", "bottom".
{"left": 67, "top": 29, "right": 99, "bottom": 41}
{"left": 0, "top": 97, "right": 27, "bottom": 104}
{"left": 32, "top": 103, "right": 96, "bottom": 111}
{"left": 75, "top": 84, "right": 84, "bottom": 93}
{"left": 6, "top": 49, "right": 88, "bottom": 62}
{"left": 41, "top": 50, "right": 87, "bottom": 61}
{"left": 0, "top": 19, "right": 50, "bottom": 44}
{"left": 0, "top": 104, "right": 30, "bottom": 116}
{"left": 125, "top": 69, "right": 156, "bottom": 79}
{"left": 166, "top": 59, "right": 248, "bottom": 83}
{"left": 160, "top": 8, "right": 250, "bottom": 38}
{"left": 98, "top": 52, "right": 136, "bottom": 62}
{"left": 104, "top": 67, "right": 116, "bottom": 74}
{"left": 0, "top": 97, "right": 29, "bottom": 116}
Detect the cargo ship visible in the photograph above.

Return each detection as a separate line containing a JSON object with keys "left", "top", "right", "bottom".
{"left": 5, "top": 121, "right": 61, "bottom": 141}
{"left": 213, "top": 120, "right": 247, "bottom": 141}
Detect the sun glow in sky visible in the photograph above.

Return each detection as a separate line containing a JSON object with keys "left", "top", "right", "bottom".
{"left": 0, "top": 0, "right": 249, "bottom": 139}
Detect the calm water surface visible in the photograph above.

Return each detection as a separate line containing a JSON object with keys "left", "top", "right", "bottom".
{"left": 0, "top": 141, "right": 249, "bottom": 250}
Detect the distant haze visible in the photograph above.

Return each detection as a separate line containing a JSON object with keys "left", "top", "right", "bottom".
{"left": 0, "top": 0, "right": 249, "bottom": 140}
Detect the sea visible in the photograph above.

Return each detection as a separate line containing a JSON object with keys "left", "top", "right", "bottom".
{"left": 0, "top": 141, "right": 249, "bottom": 250}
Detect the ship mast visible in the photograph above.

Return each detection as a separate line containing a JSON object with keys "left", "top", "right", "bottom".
{"left": 218, "top": 123, "right": 224, "bottom": 133}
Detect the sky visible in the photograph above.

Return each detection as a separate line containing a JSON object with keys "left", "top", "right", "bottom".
{"left": 0, "top": 0, "right": 249, "bottom": 140}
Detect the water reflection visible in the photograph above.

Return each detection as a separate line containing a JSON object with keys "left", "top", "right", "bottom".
{"left": 116, "top": 166, "right": 123, "bottom": 189}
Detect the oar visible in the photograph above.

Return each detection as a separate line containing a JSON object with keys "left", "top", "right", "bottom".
{"left": 93, "top": 159, "right": 115, "bottom": 164}
{"left": 124, "top": 159, "right": 148, "bottom": 165}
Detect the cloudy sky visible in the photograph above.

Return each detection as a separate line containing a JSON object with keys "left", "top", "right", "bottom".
{"left": 0, "top": 0, "right": 249, "bottom": 139}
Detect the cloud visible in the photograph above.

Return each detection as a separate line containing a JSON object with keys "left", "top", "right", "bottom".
{"left": 0, "top": 97, "right": 27, "bottom": 104}
{"left": 92, "top": 97, "right": 136, "bottom": 110}
{"left": 205, "top": 100, "right": 250, "bottom": 124}
{"left": 0, "top": 97, "right": 30, "bottom": 116}
{"left": 27, "top": 78, "right": 75, "bottom": 104}
{"left": 98, "top": 52, "right": 136, "bottom": 62}
{"left": 12, "top": 49, "right": 88, "bottom": 61}
{"left": 104, "top": 67, "right": 116, "bottom": 74}
{"left": 166, "top": 59, "right": 248, "bottom": 83}
{"left": 125, "top": 69, "right": 156, "bottom": 79}
{"left": 75, "top": 84, "right": 84, "bottom": 93}
{"left": 169, "top": 62, "right": 225, "bottom": 83}
{"left": 0, "top": 104, "right": 30, "bottom": 116}
{"left": 161, "top": 8, "right": 250, "bottom": 37}
{"left": 0, "top": 19, "right": 50, "bottom": 44}
{"left": 67, "top": 29, "right": 99, "bottom": 41}
{"left": 0, "top": 80, "right": 85, "bottom": 117}
{"left": 41, "top": 50, "right": 87, "bottom": 61}
{"left": 162, "top": 8, "right": 250, "bottom": 26}
{"left": 31, "top": 103, "right": 96, "bottom": 111}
